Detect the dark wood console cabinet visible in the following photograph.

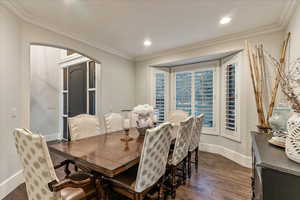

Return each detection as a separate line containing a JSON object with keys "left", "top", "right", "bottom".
{"left": 252, "top": 132, "right": 300, "bottom": 200}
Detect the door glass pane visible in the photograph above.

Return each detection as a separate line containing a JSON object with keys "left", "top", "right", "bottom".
{"left": 63, "top": 92, "right": 68, "bottom": 115}
{"left": 89, "top": 91, "right": 96, "bottom": 115}
{"left": 63, "top": 117, "right": 68, "bottom": 140}
{"left": 176, "top": 72, "right": 192, "bottom": 115}
{"left": 63, "top": 68, "right": 68, "bottom": 90}
{"left": 89, "top": 61, "right": 96, "bottom": 89}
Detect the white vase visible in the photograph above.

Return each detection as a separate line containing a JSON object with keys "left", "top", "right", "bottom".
{"left": 286, "top": 111, "right": 300, "bottom": 163}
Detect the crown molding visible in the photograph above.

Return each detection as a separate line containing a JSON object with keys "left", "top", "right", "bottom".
{"left": 1, "top": 0, "right": 298, "bottom": 62}
{"left": 0, "top": 0, "right": 134, "bottom": 60}
{"left": 135, "top": 0, "right": 298, "bottom": 62}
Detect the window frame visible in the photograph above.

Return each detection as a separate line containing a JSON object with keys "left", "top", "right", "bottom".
{"left": 171, "top": 61, "right": 221, "bottom": 135}
{"left": 221, "top": 53, "right": 241, "bottom": 142}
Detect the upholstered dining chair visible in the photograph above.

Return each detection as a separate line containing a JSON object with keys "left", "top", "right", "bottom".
{"left": 68, "top": 114, "right": 102, "bottom": 141}
{"left": 168, "top": 116, "right": 194, "bottom": 199}
{"left": 188, "top": 114, "right": 204, "bottom": 178}
{"left": 13, "top": 128, "right": 97, "bottom": 200}
{"left": 103, "top": 122, "right": 173, "bottom": 200}
{"left": 104, "top": 113, "right": 124, "bottom": 133}
{"left": 167, "top": 110, "right": 189, "bottom": 126}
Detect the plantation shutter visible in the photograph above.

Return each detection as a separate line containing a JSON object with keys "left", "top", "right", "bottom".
{"left": 194, "top": 70, "right": 214, "bottom": 127}
{"left": 155, "top": 72, "right": 166, "bottom": 122}
{"left": 225, "top": 64, "right": 236, "bottom": 131}
{"left": 175, "top": 72, "right": 192, "bottom": 115}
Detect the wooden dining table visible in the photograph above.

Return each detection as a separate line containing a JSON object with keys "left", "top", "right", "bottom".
{"left": 49, "top": 128, "right": 145, "bottom": 178}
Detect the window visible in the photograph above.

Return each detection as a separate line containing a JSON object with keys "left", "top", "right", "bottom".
{"left": 221, "top": 53, "right": 241, "bottom": 142}
{"left": 152, "top": 69, "right": 169, "bottom": 123}
{"left": 175, "top": 72, "right": 192, "bottom": 115}
{"left": 225, "top": 64, "right": 236, "bottom": 131}
{"left": 172, "top": 61, "right": 220, "bottom": 135}
{"left": 155, "top": 72, "right": 166, "bottom": 122}
{"left": 194, "top": 70, "right": 214, "bottom": 127}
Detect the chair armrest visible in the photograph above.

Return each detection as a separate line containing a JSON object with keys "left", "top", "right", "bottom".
{"left": 48, "top": 172, "right": 93, "bottom": 192}
{"left": 102, "top": 176, "right": 134, "bottom": 191}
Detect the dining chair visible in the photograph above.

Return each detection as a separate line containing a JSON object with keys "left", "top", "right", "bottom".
{"left": 104, "top": 113, "right": 124, "bottom": 133}
{"left": 167, "top": 110, "right": 189, "bottom": 126}
{"left": 188, "top": 114, "right": 204, "bottom": 178}
{"left": 68, "top": 114, "right": 102, "bottom": 141}
{"left": 167, "top": 116, "right": 194, "bottom": 199}
{"left": 103, "top": 122, "right": 173, "bottom": 200}
{"left": 13, "top": 128, "right": 98, "bottom": 200}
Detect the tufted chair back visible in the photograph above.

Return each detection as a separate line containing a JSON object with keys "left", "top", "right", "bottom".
{"left": 189, "top": 114, "right": 204, "bottom": 151}
{"left": 104, "top": 113, "right": 124, "bottom": 133}
{"left": 171, "top": 116, "right": 194, "bottom": 165}
{"left": 168, "top": 110, "right": 189, "bottom": 126}
{"left": 68, "top": 114, "right": 102, "bottom": 141}
{"left": 135, "top": 122, "right": 173, "bottom": 193}
{"left": 14, "top": 128, "right": 60, "bottom": 200}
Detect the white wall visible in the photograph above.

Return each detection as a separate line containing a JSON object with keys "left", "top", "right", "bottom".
{"left": 30, "top": 45, "right": 61, "bottom": 140}
{"left": 135, "top": 31, "right": 285, "bottom": 165}
{"left": 286, "top": 3, "right": 300, "bottom": 61}
{"left": 0, "top": 4, "right": 136, "bottom": 198}
{"left": 0, "top": 5, "right": 24, "bottom": 198}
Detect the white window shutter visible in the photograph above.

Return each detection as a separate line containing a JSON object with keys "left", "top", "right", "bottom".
{"left": 155, "top": 72, "right": 166, "bottom": 122}
{"left": 175, "top": 72, "right": 192, "bottom": 115}
{"left": 225, "top": 64, "right": 236, "bottom": 131}
{"left": 194, "top": 70, "right": 214, "bottom": 128}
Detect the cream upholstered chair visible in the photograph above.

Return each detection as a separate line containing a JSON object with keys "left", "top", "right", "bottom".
{"left": 68, "top": 114, "right": 102, "bottom": 141}
{"left": 167, "top": 110, "right": 189, "bottom": 126}
{"left": 13, "top": 128, "right": 96, "bottom": 200}
{"left": 168, "top": 116, "right": 194, "bottom": 199}
{"left": 104, "top": 113, "right": 123, "bottom": 133}
{"left": 104, "top": 122, "right": 173, "bottom": 200}
{"left": 188, "top": 114, "right": 204, "bottom": 178}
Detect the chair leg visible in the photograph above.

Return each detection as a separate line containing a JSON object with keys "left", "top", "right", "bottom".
{"left": 195, "top": 147, "right": 199, "bottom": 172}
{"left": 182, "top": 158, "right": 187, "bottom": 184}
{"left": 188, "top": 151, "right": 192, "bottom": 179}
{"left": 171, "top": 165, "right": 176, "bottom": 199}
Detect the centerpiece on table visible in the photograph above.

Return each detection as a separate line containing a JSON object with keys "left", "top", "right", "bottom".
{"left": 133, "top": 104, "right": 156, "bottom": 136}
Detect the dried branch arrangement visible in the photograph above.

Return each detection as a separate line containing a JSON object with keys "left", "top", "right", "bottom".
{"left": 245, "top": 33, "right": 290, "bottom": 131}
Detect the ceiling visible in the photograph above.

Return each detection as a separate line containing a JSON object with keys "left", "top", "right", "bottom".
{"left": 4, "top": 0, "right": 296, "bottom": 60}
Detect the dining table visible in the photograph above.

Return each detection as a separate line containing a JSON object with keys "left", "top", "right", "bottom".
{"left": 49, "top": 125, "right": 178, "bottom": 178}
{"left": 49, "top": 128, "right": 145, "bottom": 178}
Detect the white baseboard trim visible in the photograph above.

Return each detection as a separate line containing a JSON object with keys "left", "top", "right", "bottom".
{"left": 0, "top": 170, "right": 24, "bottom": 199}
{"left": 199, "top": 143, "right": 252, "bottom": 168}
{"left": 44, "top": 133, "right": 59, "bottom": 141}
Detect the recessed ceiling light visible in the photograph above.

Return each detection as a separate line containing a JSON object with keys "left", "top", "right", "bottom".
{"left": 144, "top": 39, "right": 152, "bottom": 47}
{"left": 220, "top": 17, "right": 232, "bottom": 25}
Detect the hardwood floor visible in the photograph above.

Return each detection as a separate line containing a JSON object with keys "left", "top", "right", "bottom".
{"left": 3, "top": 152, "right": 251, "bottom": 200}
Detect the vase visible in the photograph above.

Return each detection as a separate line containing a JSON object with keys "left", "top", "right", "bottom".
{"left": 286, "top": 111, "right": 300, "bottom": 163}
{"left": 269, "top": 103, "right": 291, "bottom": 136}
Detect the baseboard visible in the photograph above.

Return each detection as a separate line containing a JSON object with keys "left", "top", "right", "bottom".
{"left": 44, "top": 133, "right": 59, "bottom": 141}
{"left": 199, "top": 143, "right": 252, "bottom": 168}
{"left": 0, "top": 170, "right": 24, "bottom": 199}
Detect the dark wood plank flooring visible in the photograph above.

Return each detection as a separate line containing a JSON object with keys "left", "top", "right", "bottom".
{"left": 3, "top": 151, "right": 251, "bottom": 200}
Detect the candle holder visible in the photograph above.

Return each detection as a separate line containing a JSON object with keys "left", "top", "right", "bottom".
{"left": 120, "top": 110, "right": 133, "bottom": 142}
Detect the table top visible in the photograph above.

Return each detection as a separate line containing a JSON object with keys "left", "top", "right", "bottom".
{"left": 49, "top": 129, "right": 144, "bottom": 177}
{"left": 252, "top": 132, "right": 300, "bottom": 177}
